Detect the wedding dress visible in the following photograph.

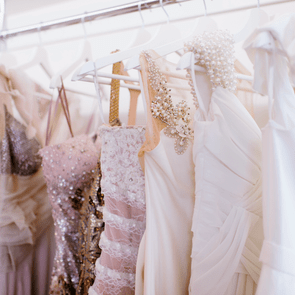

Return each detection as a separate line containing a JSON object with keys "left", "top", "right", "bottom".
{"left": 40, "top": 86, "right": 99, "bottom": 294}
{"left": 89, "top": 125, "right": 146, "bottom": 295}
{"left": 244, "top": 13, "right": 295, "bottom": 294}
{"left": 77, "top": 160, "right": 105, "bottom": 295}
{"left": 0, "top": 66, "right": 54, "bottom": 295}
{"left": 90, "top": 59, "right": 146, "bottom": 295}
{"left": 135, "top": 50, "right": 195, "bottom": 295}
{"left": 186, "top": 30, "right": 264, "bottom": 295}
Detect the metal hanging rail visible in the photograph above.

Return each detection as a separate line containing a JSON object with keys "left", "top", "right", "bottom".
{"left": 0, "top": 0, "right": 293, "bottom": 40}
{"left": 0, "top": 0, "right": 190, "bottom": 39}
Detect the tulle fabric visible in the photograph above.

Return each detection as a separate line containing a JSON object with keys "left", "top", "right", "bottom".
{"left": 90, "top": 125, "right": 145, "bottom": 295}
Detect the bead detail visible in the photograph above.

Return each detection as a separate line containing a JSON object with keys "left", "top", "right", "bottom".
{"left": 184, "top": 30, "right": 237, "bottom": 99}
{"left": 143, "top": 50, "right": 193, "bottom": 155}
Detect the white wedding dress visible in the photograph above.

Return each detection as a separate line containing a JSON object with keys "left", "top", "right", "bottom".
{"left": 244, "top": 13, "right": 295, "bottom": 294}
{"left": 186, "top": 31, "right": 264, "bottom": 295}
{"left": 135, "top": 51, "right": 195, "bottom": 295}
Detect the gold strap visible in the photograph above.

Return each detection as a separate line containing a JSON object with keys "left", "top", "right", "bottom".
{"left": 109, "top": 50, "right": 122, "bottom": 126}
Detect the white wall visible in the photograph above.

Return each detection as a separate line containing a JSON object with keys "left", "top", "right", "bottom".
{"left": 2, "top": 0, "right": 295, "bottom": 126}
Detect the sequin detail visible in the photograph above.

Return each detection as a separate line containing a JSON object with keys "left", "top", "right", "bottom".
{"left": 143, "top": 51, "right": 193, "bottom": 155}
{"left": 0, "top": 106, "right": 41, "bottom": 175}
{"left": 40, "top": 135, "right": 99, "bottom": 295}
{"left": 77, "top": 161, "right": 105, "bottom": 295}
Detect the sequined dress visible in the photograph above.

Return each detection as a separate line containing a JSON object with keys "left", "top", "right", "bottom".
{"left": 89, "top": 125, "right": 146, "bottom": 295}
{"left": 77, "top": 161, "right": 105, "bottom": 295}
{"left": 40, "top": 135, "right": 99, "bottom": 294}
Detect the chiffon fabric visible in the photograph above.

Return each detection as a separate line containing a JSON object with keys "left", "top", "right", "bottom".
{"left": 244, "top": 13, "right": 295, "bottom": 294}
{"left": 190, "top": 87, "right": 263, "bottom": 295}
{"left": 0, "top": 66, "right": 54, "bottom": 295}
{"left": 90, "top": 125, "right": 146, "bottom": 295}
{"left": 135, "top": 51, "right": 195, "bottom": 295}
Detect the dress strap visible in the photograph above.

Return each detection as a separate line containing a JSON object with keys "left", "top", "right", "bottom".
{"left": 45, "top": 77, "right": 74, "bottom": 146}
{"left": 109, "top": 50, "right": 122, "bottom": 126}
{"left": 108, "top": 52, "right": 141, "bottom": 126}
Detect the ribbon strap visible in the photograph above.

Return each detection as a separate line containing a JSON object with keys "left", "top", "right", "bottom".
{"left": 45, "top": 76, "right": 74, "bottom": 146}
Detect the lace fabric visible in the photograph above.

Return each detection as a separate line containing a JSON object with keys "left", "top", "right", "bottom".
{"left": 90, "top": 125, "right": 146, "bottom": 295}
{"left": 40, "top": 135, "right": 99, "bottom": 294}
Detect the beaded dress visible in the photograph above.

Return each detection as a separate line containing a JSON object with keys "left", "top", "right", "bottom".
{"left": 185, "top": 31, "right": 264, "bottom": 295}
{"left": 135, "top": 51, "right": 195, "bottom": 295}
{"left": 77, "top": 160, "right": 105, "bottom": 295}
{"left": 40, "top": 87, "right": 99, "bottom": 294}
{"left": 89, "top": 59, "right": 146, "bottom": 295}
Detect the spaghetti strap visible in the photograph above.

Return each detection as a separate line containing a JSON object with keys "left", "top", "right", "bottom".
{"left": 45, "top": 77, "right": 74, "bottom": 146}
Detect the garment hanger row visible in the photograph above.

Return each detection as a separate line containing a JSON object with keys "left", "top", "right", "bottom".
{"left": 76, "top": 0, "right": 254, "bottom": 83}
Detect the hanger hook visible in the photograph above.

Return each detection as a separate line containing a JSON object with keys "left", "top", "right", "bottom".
{"left": 257, "top": 0, "right": 260, "bottom": 8}
{"left": 138, "top": 1, "right": 145, "bottom": 28}
{"left": 203, "top": 0, "right": 207, "bottom": 17}
{"left": 81, "top": 12, "right": 87, "bottom": 39}
{"left": 159, "top": 0, "right": 170, "bottom": 23}
{"left": 37, "top": 22, "right": 43, "bottom": 46}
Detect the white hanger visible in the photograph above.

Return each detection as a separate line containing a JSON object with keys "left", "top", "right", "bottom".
{"left": 234, "top": 0, "right": 269, "bottom": 43}
{"left": 126, "top": 1, "right": 152, "bottom": 48}
{"left": 0, "top": 36, "right": 18, "bottom": 68}
{"left": 125, "top": 0, "right": 218, "bottom": 71}
{"left": 14, "top": 23, "right": 54, "bottom": 78}
{"left": 76, "top": 0, "right": 182, "bottom": 76}
{"left": 50, "top": 14, "right": 92, "bottom": 89}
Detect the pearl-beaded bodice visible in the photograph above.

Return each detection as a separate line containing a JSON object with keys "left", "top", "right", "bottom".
{"left": 40, "top": 134, "right": 99, "bottom": 294}
{"left": 184, "top": 30, "right": 237, "bottom": 94}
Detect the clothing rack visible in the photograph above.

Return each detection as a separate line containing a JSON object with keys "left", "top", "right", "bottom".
{"left": 0, "top": 0, "right": 293, "bottom": 40}
{"left": 0, "top": 0, "right": 190, "bottom": 40}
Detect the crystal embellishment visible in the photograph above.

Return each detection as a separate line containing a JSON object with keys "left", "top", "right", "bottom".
{"left": 143, "top": 50, "right": 193, "bottom": 155}
{"left": 184, "top": 30, "right": 237, "bottom": 96}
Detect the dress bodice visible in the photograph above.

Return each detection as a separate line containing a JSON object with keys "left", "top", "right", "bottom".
{"left": 90, "top": 125, "right": 146, "bottom": 295}
{"left": 40, "top": 134, "right": 99, "bottom": 294}
{"left": 244, "top": 13, "right": 295, "bottom": 295}
{"left": 190, "top": 87, "right": 263, "bottom": 295}
{"left": 40, "top": 134, "right": 98, "bottom": 196}
{"left": 0, "top": 68, "right": 52, "bottom": 274}
{"left": 185, "top": 30, "right": 263, "bottom": 295}
{"left": 0, "top": 107, "right": 42, "bottom": 176}
{"left": 134, "top": 50, "right": 195, "bottom": 295}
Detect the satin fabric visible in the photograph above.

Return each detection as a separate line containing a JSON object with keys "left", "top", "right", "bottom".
{"left": 0, "top": 221, "right": 55, "bottom": 295}
{"left": 244, "top": 13, "right": 295, "bottom": 294}
{"left": 190, "top": 87, "right": 263, "bottom": 295}
{"left": 135, "top": 131, "right": 195, "bottom": 295}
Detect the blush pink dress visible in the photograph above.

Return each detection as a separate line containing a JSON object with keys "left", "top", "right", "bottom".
{"left": 40, "top": 85, "right": 99, "bottom": 294}
{"left": 89, "top": 125, "right": 146, "bottom": 295}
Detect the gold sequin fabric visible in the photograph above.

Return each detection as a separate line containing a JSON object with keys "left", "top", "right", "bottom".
{"left": 0, "top": 106, "right": 41, "bottom": 175}
{"left": 109, "top": 50, "right": 122, "bottom": 126}
{"left": 40, "top": 135, "right": 99, "bottom": 295}
{"left": 77, "top": 161, "right": 105, "bottom": 295}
